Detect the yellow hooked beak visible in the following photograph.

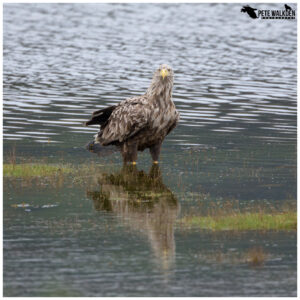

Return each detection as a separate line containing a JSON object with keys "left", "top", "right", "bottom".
{"left": 160, "top": 68, "right": 168, "bottom": 80}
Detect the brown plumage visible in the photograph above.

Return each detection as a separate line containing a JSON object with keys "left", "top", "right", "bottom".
{"left": 85, "top": 64, "right": 179, "bottom": 164}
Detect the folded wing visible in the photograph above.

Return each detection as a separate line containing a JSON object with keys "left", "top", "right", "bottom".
{"left": 97, "top": 98, "right": 151, "bottom": 146}
{"left": 85, "top": 106, "right": 117, "bottom": 127}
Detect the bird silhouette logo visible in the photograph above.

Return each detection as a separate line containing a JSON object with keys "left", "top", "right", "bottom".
{"left": 241, "top": 5, "right": 258, "bottom": 19}
{"left": 285, "top": 4, "right": 292, "bottom": 10}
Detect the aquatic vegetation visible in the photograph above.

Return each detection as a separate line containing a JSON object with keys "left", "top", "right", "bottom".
{"left": 3, "top": 161, "right": 107, "bottom": 179}
{"left": 194, "top": 246, "right": 269, "bottom": 267}
{"left": 3, "top": 161, "right": 113, "bottom": 189}
{"left": 246, "top": 247, "right": 267, "bottom": 267}
{"left": 180, "top": 211, "right": 296, "bottom": 231}
{"left": 3, "top": 163, "right": 75, "bottom": 178}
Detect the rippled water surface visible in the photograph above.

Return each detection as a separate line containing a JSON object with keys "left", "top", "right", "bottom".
{"left": 3, "top": 3, "right": 297, "bottom": 297}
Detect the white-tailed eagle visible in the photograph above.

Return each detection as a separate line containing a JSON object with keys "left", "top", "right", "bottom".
{"left": 85, "top": 64, "right": 179, "bottom": 164}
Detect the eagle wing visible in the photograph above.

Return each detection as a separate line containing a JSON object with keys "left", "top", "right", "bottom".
{"left": 85, "top": 105, "right": 117, "bottom": 127}
{"left": 97, "top": 96, "right": 151, "bottom": 145}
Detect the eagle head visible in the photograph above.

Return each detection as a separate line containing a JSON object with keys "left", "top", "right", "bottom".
{"left": 147, "top": 64, "right": 174, "bottom": 98}
{"left": 156, "top": 64, "right": 173, "bottom": 81}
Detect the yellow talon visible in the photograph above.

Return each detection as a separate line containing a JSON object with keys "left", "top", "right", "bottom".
{"left": 153, "top": 161, "right": 159, "bottom": 164}
{"left": 132, "top": 161, "right": 137, "bottom": 165}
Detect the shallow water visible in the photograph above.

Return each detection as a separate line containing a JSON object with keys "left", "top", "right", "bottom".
{"left": 3, "top": 3, "right": 297, "bottom": 297}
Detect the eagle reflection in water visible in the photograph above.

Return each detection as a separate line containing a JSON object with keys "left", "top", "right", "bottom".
{"left": 86, "top": 164, "right": 180, "bottom": 271}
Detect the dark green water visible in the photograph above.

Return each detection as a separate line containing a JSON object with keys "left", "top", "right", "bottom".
{"left": 3, "top": 3, "right": 297, "bottom": 296}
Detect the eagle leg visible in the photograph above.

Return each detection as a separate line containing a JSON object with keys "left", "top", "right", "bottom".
{"left": 121, "top": 142, "right": 138, "bottom": 164}
{"left": 149, "top": 142, "right": 162, "bottom": 163}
